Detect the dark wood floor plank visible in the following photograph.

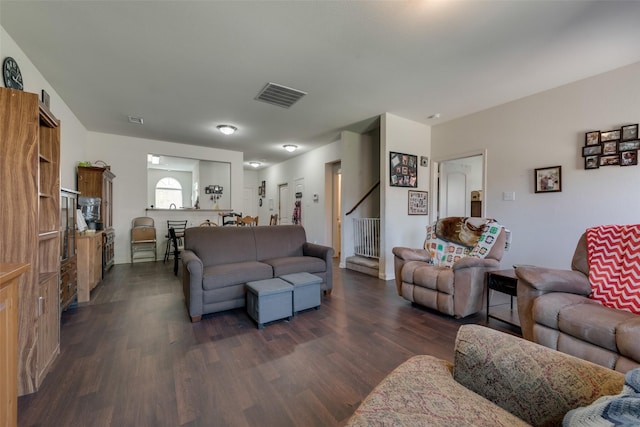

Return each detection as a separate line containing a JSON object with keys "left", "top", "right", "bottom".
{"left": 18, "top": 260, "right": 509, "bottom": 427}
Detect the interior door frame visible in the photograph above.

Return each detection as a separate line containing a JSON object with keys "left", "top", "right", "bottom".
{"left": 431, "top": 149, "right": 487, "bottom": 220}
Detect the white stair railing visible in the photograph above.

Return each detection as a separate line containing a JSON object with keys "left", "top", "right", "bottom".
{"left": 353, "top": 218, "right": 380, "bottom": 259}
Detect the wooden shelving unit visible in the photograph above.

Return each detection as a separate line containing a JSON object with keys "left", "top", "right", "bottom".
{"left": 0, "top": 88, "right": 61, "bottom": 395}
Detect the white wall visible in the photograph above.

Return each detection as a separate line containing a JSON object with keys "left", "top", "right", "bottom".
{"left": 1, "top": 25, "right": 88, "bottom": 189}
{"left": 257, "top": 141, "right": 342, "bottom": 245}
{"left": 380, "top": 113, "right": 431, "bottom": 279}
{"left": 432, "top": 61, "right": 640, "bottom": 269}
{"left": 86, "top": 132, "right": 244, "bottom": 264}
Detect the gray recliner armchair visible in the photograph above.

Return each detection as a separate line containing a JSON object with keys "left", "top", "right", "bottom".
{"left": 515, "top": 232, "right": 640, "bottom": 373}
{"left": 393, "top": 217, "right": 508, "bottom": 318}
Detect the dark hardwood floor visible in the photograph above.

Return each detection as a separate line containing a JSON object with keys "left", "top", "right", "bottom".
{"left": 18, "top": 261, "right": 516, "bottom": 427}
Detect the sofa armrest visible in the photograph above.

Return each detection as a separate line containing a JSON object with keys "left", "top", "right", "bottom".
{"left": 181, "top": 249, "right": 204, "bottom": 322}
{"left": 452, "top": 256, "right": 500, "bottom": 270}
{"left": 392, "top": 246, "right": 431, "bottom": 263}
{"left": 515, "top": 266, "right": 591, "bottom": 340}
{"left": 303, "top": 242, "right": 334, "bottom": 291}
{"left": 454, "top": 325, "right": 624, "bottom": 426}
{"left": 515, "top": 266, "right": 591, "bottom": 295}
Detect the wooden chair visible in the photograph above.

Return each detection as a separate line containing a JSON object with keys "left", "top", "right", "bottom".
{"left": 269, "top": 214, "right": 278, "bottom": 225}
{"left": 199, "top": 220, "right": 217, "bottom": 227}
{"left": 238, "top": 216, "right": 258, "bottom": 226}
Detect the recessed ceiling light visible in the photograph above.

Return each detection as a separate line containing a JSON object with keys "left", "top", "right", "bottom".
{"left": 128, "top": 115, "right": 143, "bottom": 125}
{"left": 249, "top": 161, "right": 261, "bottom": 168}
{"left": 283, "top": 144, "right": 298, "bottom": 152}
{"left": 217, "top": 124, "right": 237, "bottom": 135}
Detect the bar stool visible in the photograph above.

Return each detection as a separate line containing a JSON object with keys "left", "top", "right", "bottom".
{"left": 164, "top": 220, "right": 187, "bottom": 262}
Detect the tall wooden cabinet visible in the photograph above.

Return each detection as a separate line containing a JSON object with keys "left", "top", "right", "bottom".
{"left": 0, "top": 87, "right": 61, "bottom": 395}
{"left": 0, "top": 263, "right": 29, "bottom": 427}
{"left": 77, "top": 166, "right": 116, "bottom": 276}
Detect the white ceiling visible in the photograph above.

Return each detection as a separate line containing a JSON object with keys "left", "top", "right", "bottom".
{"left": 3, "top": 1, "right": 640, "bottom": 168}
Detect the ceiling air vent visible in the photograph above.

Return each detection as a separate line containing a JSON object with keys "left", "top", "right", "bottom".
{"left": 255, "top": 82, "right": 307, "bottom": 109}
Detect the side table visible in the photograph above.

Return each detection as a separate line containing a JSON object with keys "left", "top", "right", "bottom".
{"left": 486, "top": 269, "right": 520, "bottom": 328}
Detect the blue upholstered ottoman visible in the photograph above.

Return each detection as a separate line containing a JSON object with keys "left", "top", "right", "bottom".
{"left": 246, "top": 278, "right": 293, "bottom": 329}
{"left": 280, "top": 272, "right": 322, "bottom": 313}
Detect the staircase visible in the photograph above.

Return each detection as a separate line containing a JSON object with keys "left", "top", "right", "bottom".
{"left": 346, "top": 217, "right": 380, "bottom": 277}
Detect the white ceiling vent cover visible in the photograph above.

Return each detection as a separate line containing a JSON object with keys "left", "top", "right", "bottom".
{"left": 255, "top": 82, "right": 307, "bottom": 109}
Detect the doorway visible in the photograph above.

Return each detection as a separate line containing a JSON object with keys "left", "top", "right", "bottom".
{"left": 332, "top": 162, "right": 341, "bottom": 258}
{"left": 433, "top": 152, "right": 485, "bottom": 220}
{"left": 278, "top": 183, "right": 289, "bottom": 224}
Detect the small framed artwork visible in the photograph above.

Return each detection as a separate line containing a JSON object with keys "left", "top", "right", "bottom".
{"left": 582, "top": 145, "right": 602, "bottom": 156}
{"left": 621, "top": 124, "right": 639, "bottom": 141}
{"left": 602, "top": 141, "right": 618, "bottom": 155}
{"left": 534, "top": 166, "right": 561, "bottom": 193}
{"left": 600, "top": 154, "right": 619, "bottom": 166}
{"left": 620, "top": 150, "right": 638, "bottom": 166}
{"left": 408, "top": 190, "right": 428, "bottom": 215}
{"left": 584, "top": 155, "right": 600, "bottom": 170}
{"left": 600, "top": 129, "right": 621, "bottom": 142}
{"left": 585, "top": 131, "right": 600, "bottom": 146}
{"left": 389, "top": 151, "right": 418, "bottom": 187}
{"left": 619, "top": 140, "right": 640, "bottom": 152}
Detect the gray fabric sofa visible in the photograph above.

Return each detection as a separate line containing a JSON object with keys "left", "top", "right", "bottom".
{"left": 182, "top": 225, "right": 334, "bottom": 322}
{"left": 516, "top": 233, "right": 640, "bottom": 373}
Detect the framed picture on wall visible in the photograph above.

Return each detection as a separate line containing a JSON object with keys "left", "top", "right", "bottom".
{"left": 534, "top": 166, "right": 561, "bottom": 193}
{"left": 618, "top": 140, "right": 640, "bottom": 152}
{"left": 408, "top": 190, "right": 428, "bottom": 215}
{"left": 584, "top": 155, "right": 600, "bottom": 170}
{"left": 621, "top": 124, "right": 639, "bottom": 141}
{"left": 620, "top": 150, "right": 638, "bottom": 166}
{"left": 582, "top": 145, "right": 602, "bottom": 157}
{"left": 585, "top": 131, "right": 600, "bottom": 146}
{"left": 601, "top": 129, "right": 621, "bottom": 142}
{"left": 389, "top": 151, "right": 417, "bottom": 187}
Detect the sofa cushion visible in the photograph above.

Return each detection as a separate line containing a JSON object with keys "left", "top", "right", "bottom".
{"left": 253, "top": 225, "right": 306, "bottom": 260}
{"left": 185, "top": 226, "right": 257, "bottom": 267}
{"left": 262, "top": 256, "right": 326, "bottom": 277}
{"left": 618, "top": 318, "right": 640, "bottom": 363}
{"left": 559, "top": 302, "right": 638, "bottom": 352}
{"left": 202, "top": 261, "right": 273, "bottom": 290}
{"left": 533, "top": 292, "right": 591, "bottom": 330}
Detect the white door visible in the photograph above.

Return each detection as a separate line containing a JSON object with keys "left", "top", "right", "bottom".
{"left": 278, "top": 184, "right": 289, "bottom": 224}
{"left": 437, "top": 154, "right": 483, "bottom": 219}
{"left": 242, "top": 187, "right": 257, "bottom": 218}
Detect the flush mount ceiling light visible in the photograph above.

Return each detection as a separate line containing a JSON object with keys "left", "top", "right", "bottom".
{"left": 249, "top": 161, "right": 261, "bottom": 168}
{"left": 283, "top": 144, "right": 298, "bottom": 152}
{"left": 217, "top": 124, "right": 237, "bottom": 135}
{"left": 427, "top": 113, "right": 441, "bottom": 119}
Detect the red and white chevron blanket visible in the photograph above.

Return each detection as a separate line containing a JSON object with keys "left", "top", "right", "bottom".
{"left": 587, "top": 225, "right": 640, "bottom": 314}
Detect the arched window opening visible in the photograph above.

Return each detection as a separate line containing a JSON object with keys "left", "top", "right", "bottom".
{"left": 155, "top": 177, "right": 183, "bottom": 209}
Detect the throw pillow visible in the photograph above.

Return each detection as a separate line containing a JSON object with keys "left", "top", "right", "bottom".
{"left": 587, "top": 225, "right": 640, "bottom": 315}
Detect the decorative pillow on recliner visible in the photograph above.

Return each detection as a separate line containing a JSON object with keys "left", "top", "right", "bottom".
{"left": 586, "top": 225, "right": 640, "bottom": 315}
{"left": 424, "top": 224, "right": 470, "bottom": 268}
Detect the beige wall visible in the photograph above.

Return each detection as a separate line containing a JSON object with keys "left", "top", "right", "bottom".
{"left": 432, "top": 61, "right": 640, "bottom": 269}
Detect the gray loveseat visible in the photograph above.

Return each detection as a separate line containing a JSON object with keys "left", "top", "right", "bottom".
{"left": 182, "top": 225, "right": 334, "bottom": 322}
{"left": 516, "top": 233, "right": 640, "bottom": 373}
